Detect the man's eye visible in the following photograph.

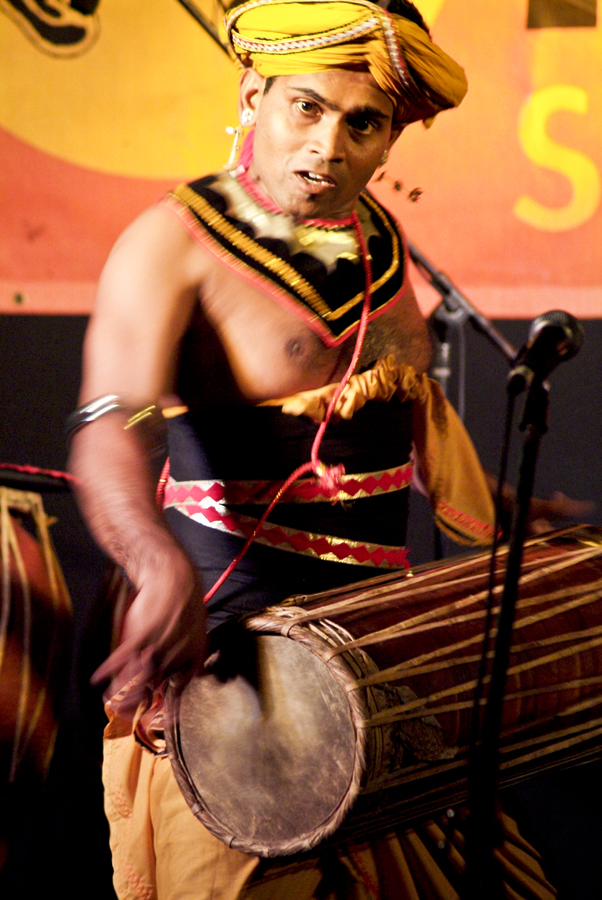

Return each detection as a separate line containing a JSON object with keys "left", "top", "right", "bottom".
{"left": 348, "top": 116, "right": 377, "bottom": 134}
{"left": 295, "top": 99, "right": 318, "bottom": 115}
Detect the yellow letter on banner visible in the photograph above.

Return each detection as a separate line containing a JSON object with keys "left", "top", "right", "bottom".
{"left": 514, "top": 85, "right": 600, "bottom": 232}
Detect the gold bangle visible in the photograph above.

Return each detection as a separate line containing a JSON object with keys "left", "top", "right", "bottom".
{"left": 124, "top": 406, "right": 159, "bottom": 429}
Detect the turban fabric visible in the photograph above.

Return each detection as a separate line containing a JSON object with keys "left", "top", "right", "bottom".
{"left": 224, "top": 0, "right": 467, "bottom": 126}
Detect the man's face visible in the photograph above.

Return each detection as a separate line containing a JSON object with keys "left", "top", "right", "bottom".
{"left": 245, "top": 70, "right": 399, "bottom": 220}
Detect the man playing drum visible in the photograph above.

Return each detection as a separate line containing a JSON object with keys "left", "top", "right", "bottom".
{"left": 68, "top": 1, "right": 557, "bottom": 897}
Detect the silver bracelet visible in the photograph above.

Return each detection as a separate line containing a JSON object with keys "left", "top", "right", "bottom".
{"left": 66, "top": 395, "right": 165, "bottom": 448}
{"left": 66, "top": 395, "right": 124, "bottom": 441}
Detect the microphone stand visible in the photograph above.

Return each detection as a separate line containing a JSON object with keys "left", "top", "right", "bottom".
{"left": 407, "top": 242, "right": 517, "bottom": 365}
{"left": 407, "top": 241, "right": 551, "bottom": 896}
{"left": 465, "top": 376, "right": 550, "bottom": 898}
{"left": 174, "top": 0, "right": 229, "bottom": 55}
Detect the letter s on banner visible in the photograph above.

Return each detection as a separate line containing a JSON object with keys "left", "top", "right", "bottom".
{"left": 514, "top": 85, "right": 601, "bottom": 232}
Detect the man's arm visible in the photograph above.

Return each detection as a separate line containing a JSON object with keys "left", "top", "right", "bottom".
{"left": 69, "top": 205, "right": 207, "bottom": 697}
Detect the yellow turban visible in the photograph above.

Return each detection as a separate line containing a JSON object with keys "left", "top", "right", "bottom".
{"left": 224, "top": 0, "right": 467, "bottom": 126}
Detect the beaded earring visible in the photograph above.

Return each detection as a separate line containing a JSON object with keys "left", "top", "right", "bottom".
{"left": 225, "top": 108, "right": 254, "bottom": 170}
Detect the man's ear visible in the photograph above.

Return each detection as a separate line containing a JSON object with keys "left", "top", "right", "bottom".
{"left": 238, "top": 68, "right": 266, "bottom": 123}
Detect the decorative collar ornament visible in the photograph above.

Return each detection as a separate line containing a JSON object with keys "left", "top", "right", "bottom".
{"left": 162, "top": 167, "right": 407, "bottom": 347}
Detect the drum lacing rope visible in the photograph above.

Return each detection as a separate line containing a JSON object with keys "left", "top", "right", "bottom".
{"left": 0, "top": 462, "right": 77, "bottom": 487}
{"left": 171, "top": 210, "right": 374, "bottom": 603}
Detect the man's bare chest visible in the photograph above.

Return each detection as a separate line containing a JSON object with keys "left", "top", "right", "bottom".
{"left": 178, "top": 256, "right": 421, "bottom": 409}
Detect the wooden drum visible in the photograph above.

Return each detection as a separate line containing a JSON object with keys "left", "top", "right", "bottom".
{"left": 0, "top": 487, "right": 71, "bottom": 789}
{"left": 165, "top": 525, "right": 602, "bottom": 857}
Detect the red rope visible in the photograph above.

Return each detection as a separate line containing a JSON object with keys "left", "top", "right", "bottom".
{"left": 202, "top": 211, "right": 373, "bottom": 602}
{"left": 309, "top": 210, "right": 373, "bottom": 475}
{"left": 156, "top": 458, "right": 171, "bottom": 507}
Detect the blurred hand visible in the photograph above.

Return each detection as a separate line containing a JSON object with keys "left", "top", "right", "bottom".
{"left": 527, "top": 491, "right": 596, "bottom": 535}
{"left": 92, "top": 556, "right": 207, "bottom": 711}
{"left": 487, "top": 473, "right": 595, "bottom": 538}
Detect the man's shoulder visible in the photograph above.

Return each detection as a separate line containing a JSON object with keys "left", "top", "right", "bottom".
{"left": 185, "top": 172, "right": 224, "bottom": 192}
{"left": 159, "top": 171, "right": 247, "bottom": 251}
{"left": 163, "top": 171, "right": 230, "bottom": 214}
{"left": 359, "top": 188, "right": 405, "bottom": 242}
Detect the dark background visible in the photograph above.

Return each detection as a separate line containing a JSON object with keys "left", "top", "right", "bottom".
{"left": 0, "top": 313, "right": 601, "bottom": 898}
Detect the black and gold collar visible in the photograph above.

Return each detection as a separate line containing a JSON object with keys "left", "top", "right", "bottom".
{"left": 165, "top": 169, "right": 407, "bottom": 347}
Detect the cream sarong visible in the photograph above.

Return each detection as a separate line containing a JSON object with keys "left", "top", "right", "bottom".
{"left": 104, "top": 713, "right": 556, "bottom": 900}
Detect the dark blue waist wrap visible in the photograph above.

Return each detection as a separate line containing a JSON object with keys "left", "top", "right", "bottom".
{"left": 165, "top": 398, "right": 412, "bottom": 627}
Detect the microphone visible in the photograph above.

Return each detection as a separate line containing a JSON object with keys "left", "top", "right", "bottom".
{"left": 508, "top": 311, "right": 584, "bottom": 394}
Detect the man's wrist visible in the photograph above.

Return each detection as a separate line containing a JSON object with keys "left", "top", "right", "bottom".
{"left": 67, "top": 394, "right": 167, "bottom": 457}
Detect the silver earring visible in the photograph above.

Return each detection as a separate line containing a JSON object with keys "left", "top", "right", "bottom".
{"left": 225, "top": 109, "right": 254, "bottom": 169}
{"left": 380, "top": 148, "right": 389, "bottom": 167}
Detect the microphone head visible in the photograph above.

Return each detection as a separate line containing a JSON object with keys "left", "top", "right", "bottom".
{"left": 527, "top": 310, "right": 584, "bottom": 362}
{"left": 508, "top": 310, "right": 584, "bottom": 394}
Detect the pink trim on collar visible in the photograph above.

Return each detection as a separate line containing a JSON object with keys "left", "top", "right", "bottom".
{"left": 236, "top": 168, "right": 283, "bottom": 214}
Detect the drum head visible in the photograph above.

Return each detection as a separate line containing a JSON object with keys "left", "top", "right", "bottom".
{"left": 166, "top": 631, "right": 358, "bottom": 856}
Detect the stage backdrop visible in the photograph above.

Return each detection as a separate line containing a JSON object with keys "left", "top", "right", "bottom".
{"left": 1, "top": 0, "right": 600, "bottom": 319}
{"left": 1, "top": 8, "right": 600, "bottom": 894}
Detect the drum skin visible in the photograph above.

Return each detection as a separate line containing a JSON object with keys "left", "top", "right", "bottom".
{"left": 166, "top": 525, "right": 602, "bottom": 857}
{"left": 173, "top": 634, "right": 357, "bottom": 851}
{"left": 0, "top": 488, "right": 72, "bottom": 856}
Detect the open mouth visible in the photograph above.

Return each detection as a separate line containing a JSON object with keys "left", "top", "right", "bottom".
{"left": 297, "top": 171, "right": 336, "bottom": 187}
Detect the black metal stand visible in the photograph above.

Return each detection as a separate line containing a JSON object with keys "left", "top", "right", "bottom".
{"left": 174, "top": 0, "right": 229, "bottom": 54}
{"left": 428, "top": 306, "right": 458, "bottom": 560}
{"left": 408, "top": 241, "right": 517, "bottom": 365}
{"left": 463, "top": 380, "right": 550, "bottom": 898}
{"left": 429, "top": 299, "right": 465, "bottom": 397}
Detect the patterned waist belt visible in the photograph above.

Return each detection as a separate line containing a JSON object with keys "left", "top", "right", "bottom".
{"left": 164, "top": 463, "right": 412, "bottom": 569}
{"left": 165, "top": 462, "right": 412, "bottom": 506}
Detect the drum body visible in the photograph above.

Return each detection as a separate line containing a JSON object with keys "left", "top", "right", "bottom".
{"left": 0, "top": 487, "right": 72, "bottom": 791}
{"left": 166, "top": 525, "right": 602, "bottom": 857}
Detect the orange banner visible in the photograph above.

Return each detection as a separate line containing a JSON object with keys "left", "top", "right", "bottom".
{"left": 1, "top": 0, "right": 600, "bottom": 318}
